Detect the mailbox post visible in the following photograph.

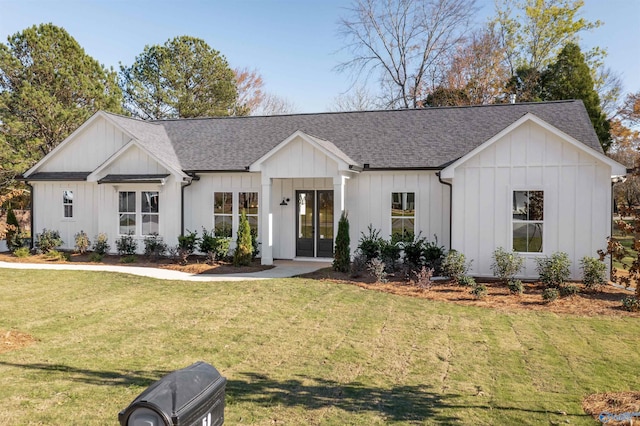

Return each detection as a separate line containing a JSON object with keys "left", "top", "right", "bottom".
{"left": 119, "top": 361, "right": 226, "bottom": 426}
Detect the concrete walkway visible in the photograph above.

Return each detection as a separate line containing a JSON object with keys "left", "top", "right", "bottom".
{"left": 0, "top": 259, "right": 331, "bottom": 282}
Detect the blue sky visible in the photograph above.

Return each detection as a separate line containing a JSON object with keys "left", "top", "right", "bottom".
{"left": 1, "top": 0, "right": 638, "bottom": 113}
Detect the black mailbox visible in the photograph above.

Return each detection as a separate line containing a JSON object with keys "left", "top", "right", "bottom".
{"left": 118, "top": 361, "right": 226, "bottom": 426}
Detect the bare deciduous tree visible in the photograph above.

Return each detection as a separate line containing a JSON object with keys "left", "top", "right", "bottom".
{"left": 233, "top": 67, "right": 265, "bottom": 116}
{"left": 336, "top": 0, "right": 478, "bottom": 109}
{"left": 251, "top": 93, "right": 297, "bottom": 116}
{"left": 330, "top": 85, "right": 382, "bottom": 111}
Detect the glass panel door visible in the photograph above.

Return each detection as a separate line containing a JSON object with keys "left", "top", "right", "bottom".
{"left": 317, "top": 190, "right": 334, "bottom": 257}
{"left": 296, "top": 190, "right": 315, "bottom": 257}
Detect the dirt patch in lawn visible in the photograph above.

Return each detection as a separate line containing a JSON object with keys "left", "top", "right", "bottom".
{"left": 0, "top": 330, "right": 36, "bottom": 354}
{"left": 583, "top": 392, "right": 640, "bottom": 425}
{"left": 0, "top": 252, "right": 273, "bottom": 275}
{"left": 299, "top": 268, "right": 640, "bottom": 318}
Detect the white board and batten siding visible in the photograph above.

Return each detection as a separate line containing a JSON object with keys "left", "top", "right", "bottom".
{"left": 345, "top": 171, "right": 451, "bottom": 255}
{"left": 451, "top": 120, "right": 612, "bottom": 280}
{"left": 38, "top": 116, "right": 131, "bottom": 172}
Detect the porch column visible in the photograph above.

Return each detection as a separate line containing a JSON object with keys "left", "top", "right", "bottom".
{"left": 261, "top": 177, "right": 273, "bottom": 265}
{"left": 333, "top": 175, "right": 347, "bottom": 238}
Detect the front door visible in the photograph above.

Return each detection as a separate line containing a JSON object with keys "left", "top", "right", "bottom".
{"left": 296, "top": 190, "right": 334, "bottom": 258}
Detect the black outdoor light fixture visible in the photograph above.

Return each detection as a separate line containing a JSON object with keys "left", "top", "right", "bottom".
{"left": 280, "top": 197, "right": 290, "bottom": 206}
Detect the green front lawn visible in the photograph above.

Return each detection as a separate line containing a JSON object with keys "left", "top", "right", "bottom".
{"left": 0, "top": 269, "right": 638, "bottom": 425}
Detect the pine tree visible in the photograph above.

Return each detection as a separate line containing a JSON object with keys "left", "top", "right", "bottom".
{"left": 333, "top": 211, "right": 351, "bottom": 272}
{"left": 233, "top": 211, "right": 253, "bottom": 266}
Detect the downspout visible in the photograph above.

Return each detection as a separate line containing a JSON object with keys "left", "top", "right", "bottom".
{"left": 436, "top": 172, "right": 452, "bottom": 251}
{"left": 180, "top": 175, "right": 197, "bottom": 237}
{"left": 25, "top": 182, "right": 34, "bottom": 250}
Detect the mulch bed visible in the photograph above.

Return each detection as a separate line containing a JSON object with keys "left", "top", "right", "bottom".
{"left": 583, "top": 392, "right": 640, "bottom": 425}
{"left": 0, "top": 330, "right": 36, "bottom": 354}
{"left": 0, "top": 252, "right": 273, "bottom": 275}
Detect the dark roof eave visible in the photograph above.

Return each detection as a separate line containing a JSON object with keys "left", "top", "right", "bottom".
{"left": 362, "top": 166, "right": 444, "bottom": 171}
{"left": 20, "top": 172, "right": 91, "bottom": 181}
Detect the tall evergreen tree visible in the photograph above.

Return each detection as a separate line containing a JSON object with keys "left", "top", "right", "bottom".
{"left": 333, "top": 211, "right": 351, "bottom": 273}
{"left": 0, "top": 23, "right": 123, "bottom": 179}
{"left": 120, "top": 36, "right": 237, "bottom": 119}
{"left": 541, "top": 43, "right": 611, "bottom": 152}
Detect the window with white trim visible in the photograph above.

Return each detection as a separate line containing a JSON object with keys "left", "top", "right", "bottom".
{"left": 512, "top": 190, "right": 544, "bottom": 253}
{"left": 141, "top": 191, "right": 159, "bottom": 235}
{"left": 391, "top": 192, "right": 415, "bottom": 242}
{"left": 118, "top": 191, "right": 160, "bottom": 236}
{"left": 239, "top": 192, "right": 259, "bottom": 234}
{"left": 63, "top": 190, "right": 73, "bottom": 218}
{"left": 214, "top": 192, "right": 233, "bottom": 237}
{"left": 118, "top": 191, "right": 136, "bottom": 235}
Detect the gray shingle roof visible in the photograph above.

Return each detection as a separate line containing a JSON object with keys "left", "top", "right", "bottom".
{"left": 25, "top": 172, "right": 92, "bottom": 181}
{"left": 111, "top": 100, "right": 602, "bottom": 172}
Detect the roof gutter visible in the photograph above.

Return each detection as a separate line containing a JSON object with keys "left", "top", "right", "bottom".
{"left": 436, "top": 172, "right": 452, "bottom": 251}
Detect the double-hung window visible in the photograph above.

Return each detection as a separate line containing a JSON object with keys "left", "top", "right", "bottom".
{"left": 63, "top": 190, "right": 73, "bottom": 218}
{"left": 118, "top": 191, "right": 160, "bottom": 235}
{"left": 391, "top": 192, "right": 415, "bottom": 242}
{"left": 512, "top": 190, "right": 544, "bottom": 253}
{"left": 214, "top": 192, "right": 233, "bottom": 237}
{"left": 239, "top": 192, "right": 259, "bottom": 234}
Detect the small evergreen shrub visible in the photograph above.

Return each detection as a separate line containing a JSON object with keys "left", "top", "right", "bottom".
{"left": 367, "top": 258, "right": 387, "bottom": 283}
{"left": 88, "top": 252, "right": 103, "bottom": 262}
{"left": 379, "top": 239, "right": 401, "bottom": 272}
{"left": 535, "top": 252, "right": 571, "bottom": 288}
{"left": 120, "top": 255, "right": 137, "bottom": 264}
{"left": 333, "top": 211, "right": 351, "bottom": 273}
{"left": 471, "top": 283, "right": 487, "bottom": 299}
{"left": 177, "top": 229, "right": 200, "bottom": 265}
{"left": 442, "top": 250, "right": 470, "bottom": 283}
{"left": 143, "top": 233, "right": 167, "bottom": 261}
{"left": 5, "top": 207, "right": 21, "bottom": 251}
{"left": 116, "top": 233, "right": 138, "bottom": 256}
{"left": 92, "top": 233, "right": 110, "bottom": 255}
{"left": 559, "top": 284, "right": 579, "bottom": 298}
{"left": 35, "top": 229, "right": 63, "bottom": 253}
{"left": 621, "top": 296, "right": 640, "bottom": 312}
{"left": 542, "top": 287, "right": 559, "bottom": 302}
{"left": 350, "top": 252, "right": 367, "bottom": 278}
{"left": 580, "top": 256, "right": 607, "bottom": 291}
{"left": 508, "top": 279, "right": 524, "bottom": 295}
{"left": 423, "top": 237, "right": 445, "bottom": 274}
{"left": 412, "top": 266, "right": 434, "bottom": 290}
{"left": 250, "top": 228, "right": 260, "bottom": 260}
{"left": 358, "top": 225, "right": 382, "bottom": 261}
{"left": 200, "top": 228, "right": 231, "bottom": 264}
{"left": 491, "top": 247, "right": 524, "bottom": 283}
{"left": 458, "top": 275, "right": 476, "bottom": 287}
{"left": 233, "top": 212, "right": 253, "bottom": 266}
{"left": 13, "top": 247, "right": 30, "bottom": 258}
{"left": 74, "top": 230, "right": 91, "bottom": 254}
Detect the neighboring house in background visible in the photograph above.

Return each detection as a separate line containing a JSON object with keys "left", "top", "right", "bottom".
{"left": 21, "top": 100, "right": 626, "bottom": 279}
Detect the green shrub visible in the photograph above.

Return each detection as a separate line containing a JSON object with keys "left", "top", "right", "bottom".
{"left": 333, "top": 211, "right": 351, "bottom": 272}
{"left": 43, "top": 249, "right": 69, "bottom": 261}
{"left": 401, "top": 233, "right": 445, "bottom": 274}
{"left": 92, "top": 233, "right": 110, "bottom": 255}
{"left": 233, "top": 212, "right": 253, "bottom": 266}
{"left": 423, "top": 237, "right": 445, "bottom": 274}
{"left": 74, "top": 230, "right": 90, "bottom": 254}
{"left": 350, "top": 252, "right": 367, "bottom": 278}
{"left": 559, "top": 284, "right": 579, "bottom": 297}
{"left": 379, "top": 239, "right": 401, "bottom": 272}
{"left": 442, "top": 250, "right": 470, "bottom": 283}
{"left": 200, "top": 228, "right": 231, "bottom": 264}
{"left": 412, "top": 266, "right": 434, "bottom": 290}
{"left": 542, "top": 287, "right": 559, "bottom": 302}
{"left": 358, "top": 225, "right": 382, "bottom": 261}
{"left": 5, "top": 207, "right": 21, "bottom": 251}
{"left": 250, "top": 228, "right": 260, "bottom": 260}
{"left": 458, "top": 275, "right": 476, "bottom": 287}
{"left": 367, "top": 258, "right": 387, "bottom": 283}
{"left": 115, "top": 233, "right": 138, "bottom": 256}
{"left": 621, "top": 296, "right": 640, "bottom": 312}
{"left": 580, "top": 256, "right": 607, "bottom": 291}
{"left": 35, "top": 228, "right": 63, "bottom": 253}
{"left": 88, "top": 252, "right": 103, "bottom": 262}
{"left": 120, "top": 255, "right": 137, "bottom": 264}
{"left": 471, "top": 283, "right": 487, "bottom": 299}
{"left": 13, "top": 247, "right": 30, "bottom": 258}
{"left": 143, "top": 233, "right": 167, "bottom": 261}
{"left": 177, "top": 229, "right": 200, "bottom": 265}
{"left": 508, "top": 279, "right": 524, "bottom": 295}
{"left": 491, "top": 247, "right": 524, "bottom": 283}
{"left": 535, "top": 252, "right": 571, "bottom": 288}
